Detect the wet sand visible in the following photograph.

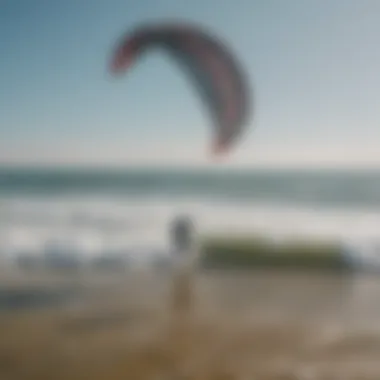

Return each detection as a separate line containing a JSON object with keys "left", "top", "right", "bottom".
{"left": 1, "top": 269, "right": 380, "bottom": 379}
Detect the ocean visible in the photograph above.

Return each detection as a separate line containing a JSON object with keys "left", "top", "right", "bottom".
{"left": 1, "top": 166, "right": 380, "bottom": 262}
{"left": 4, "top": 166, "right": 380, "bottom": 378}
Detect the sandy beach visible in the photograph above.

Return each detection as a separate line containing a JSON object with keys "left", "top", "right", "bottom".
{"left": 0, "top": 269, "right": 380, "bottom": 379}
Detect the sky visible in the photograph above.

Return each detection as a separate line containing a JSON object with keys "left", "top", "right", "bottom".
{"left": 1, "top": 0, "right": 380, "bottom": 168}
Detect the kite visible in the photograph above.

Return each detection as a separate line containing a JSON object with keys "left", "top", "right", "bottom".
{"left": 110, "top": 21, "right": 251, "bottom": 155}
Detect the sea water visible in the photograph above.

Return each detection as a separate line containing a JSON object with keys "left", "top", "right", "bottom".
{"left": 0, "top": 167, "right": 380, "bottom": 264}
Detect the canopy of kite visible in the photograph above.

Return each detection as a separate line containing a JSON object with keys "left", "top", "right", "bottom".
{"left": 109, "top": 21, "right": 251, "bottom": 156}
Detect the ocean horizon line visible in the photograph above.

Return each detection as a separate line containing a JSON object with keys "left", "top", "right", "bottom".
{"left": 1, "top": 163, "right": 380, "bottom": 175}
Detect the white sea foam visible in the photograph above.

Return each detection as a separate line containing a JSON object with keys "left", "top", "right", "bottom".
{"left": 1, "top": 195, "right": 380, "bottom": 266}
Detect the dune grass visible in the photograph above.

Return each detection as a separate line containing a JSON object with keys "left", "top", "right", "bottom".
{"left": 199, "top": 234, "right": 348, "bottom": 271}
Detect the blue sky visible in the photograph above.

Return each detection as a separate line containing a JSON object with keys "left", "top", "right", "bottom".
{"left": 1, "top": 0, "right": 380, "bottom": 167}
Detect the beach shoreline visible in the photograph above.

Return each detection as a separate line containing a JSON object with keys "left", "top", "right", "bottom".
{"left": 1, "top": 269, "right": 380, "bottom": 379}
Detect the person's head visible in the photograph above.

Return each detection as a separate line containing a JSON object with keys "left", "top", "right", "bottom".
{"left": 173, "top": 214, "right": 193, "bottom": 229}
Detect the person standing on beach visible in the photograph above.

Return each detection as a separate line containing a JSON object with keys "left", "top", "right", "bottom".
{"left": 169, "top": 215, "right": 198, "bottom": 314}
{"left": 169, "top": 215, "right": 197, "bottom": 269}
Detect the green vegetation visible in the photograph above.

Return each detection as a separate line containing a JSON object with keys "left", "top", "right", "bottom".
{"left": 199, "top": 234, "right": 349, "bottom": 271}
